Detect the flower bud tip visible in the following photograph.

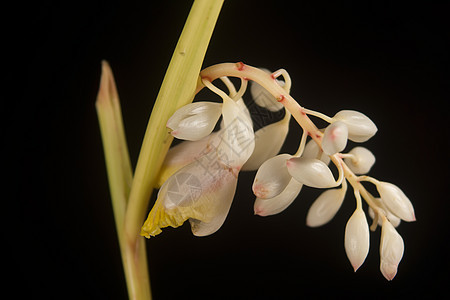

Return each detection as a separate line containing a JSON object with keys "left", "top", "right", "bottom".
{"left": 381, "top": 263, "right": 398, "bottom": 281}
{"left": 254, "top": 208, "right": 263, "bottom": 216}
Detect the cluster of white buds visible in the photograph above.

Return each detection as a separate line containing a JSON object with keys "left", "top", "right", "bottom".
{"left": 141, "top": 62, "right": 415, "bottom": 281}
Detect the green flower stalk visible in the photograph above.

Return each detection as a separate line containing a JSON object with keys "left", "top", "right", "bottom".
{"left": 96, "top": 1, "right": 223, "bottom": 299}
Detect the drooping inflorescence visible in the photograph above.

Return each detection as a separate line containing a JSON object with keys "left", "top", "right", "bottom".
{"left": 141, "top": 62, "right": 415, "bottom": 281}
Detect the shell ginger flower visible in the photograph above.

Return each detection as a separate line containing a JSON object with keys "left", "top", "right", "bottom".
{"left": 141, "top": 92, "right": 255, "bottom": 237}
{"left": 141, "top": 62, "right": 415, "bottom": 281}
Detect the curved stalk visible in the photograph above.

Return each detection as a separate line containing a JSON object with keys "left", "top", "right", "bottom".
{"left": 197, "top": 62, "right": 386, "bottom": 219}
{"left": 98, "top": 1, "right": 223, "bottom": 299}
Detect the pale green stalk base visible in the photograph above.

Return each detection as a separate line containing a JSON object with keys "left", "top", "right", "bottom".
{"left": 97, "top": 1, "right": 223, "bottom": 299}
{"left": 97, "top": 61, "right": 145, "bottom": 298}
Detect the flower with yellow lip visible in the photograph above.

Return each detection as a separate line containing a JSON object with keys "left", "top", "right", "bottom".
{"left": 141, "top": 94, "right": 255, "bottom": 237}
{"left": 140, "top": 62, "right": 415, "bottom": 281}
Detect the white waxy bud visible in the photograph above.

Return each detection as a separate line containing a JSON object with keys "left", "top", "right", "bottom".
{"left": 306, "top": 188, "right": 346, "bottom": 227}
{"left": 332, "top": 110, "right": 377, "bottom": 142}
{"left": 250, "top": 69, "right": 285, "bottom": 112}
{"left": 286, "top": 157, "right": 336, "bottom": 188}
{"left": 322, "top": 121, "right": 349, "bottom": 155}
{"left": 243, "top": 117, "right": 289, "bottom": 171}
{"left": 302, "top": 138, "right": 330, "bottom": 165}
{"left": 220, "top": 97, "right": 255, "bottom": 167}
{"left": 254, "top": 179, "right": 303, "bottom": 216}
{"left": 344, "top": 208, "right": 370, "bottom": 272}
{"left": 368, "top": 206, "right": 401, "bottom": 228}
{"left": 344, "top": 147, "right": 376, "bottom": 175}
{"left": 167, "top": 102, "right": 222, "bottom": 141}
{"left": 376, "top": 182, "right": 415, "bottom": 222}
{"left": 380, "top": 218, "right": 404, "bottom": 280}
{"left": 253, "top": 154, "right": 292, "bottom": 199}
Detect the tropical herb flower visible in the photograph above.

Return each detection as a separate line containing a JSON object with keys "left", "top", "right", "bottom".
{"left": 141, "top": 62, "right": 415, "bottom": 280}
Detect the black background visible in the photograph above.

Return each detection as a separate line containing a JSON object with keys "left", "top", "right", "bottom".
{"left": 14, "top": 0, "right": 449, "bottom": 299}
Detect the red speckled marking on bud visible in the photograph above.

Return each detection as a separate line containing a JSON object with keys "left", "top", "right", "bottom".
{"left": 277, "top": 95, "right": 285, "bottom": 102}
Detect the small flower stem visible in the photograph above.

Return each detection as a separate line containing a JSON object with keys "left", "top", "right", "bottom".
{"left": 331, "top": 155, "right": 345, "bottom": 187}
{"left": 338, "top": 153, "right": 356, "bottom": 160}
{"left": 358, "top": 175, "right": 381, "bottom": 185}
{"left": 220, "top": 76, "right": 237, "bottom": 97}
{"left": 272, "top": 68, "right": 292, "bottom": 91}
{"left": 294, "top": 129, "right": 308, "bottom": 156}
{"left": 354, "top": 189, "right": 363, "bottom": 210}
{"left": 301, "top": 108, "right": 334, "bottom": 123}
{"left": 202, "top": 78, "right": 231, "bottom": 101}
{"left": 197, "top": 62, "right": 385, "bottom": 218}
{"left": 232, "top": 78, "right": 248, "bottom": 101}
{"left": 341, "top": 162, "right": 384, "bottom": 217}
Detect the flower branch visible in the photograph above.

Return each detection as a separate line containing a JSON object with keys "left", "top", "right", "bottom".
{"left": 145, "top": 61, "right": 414, "bottom": 280}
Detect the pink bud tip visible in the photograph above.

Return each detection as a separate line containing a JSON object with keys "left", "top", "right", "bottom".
{"left": 254, "top": 207, "right": 264, "bottom": 216}
{"left": 382, "top": 264, "right": 398, "bottom": 281}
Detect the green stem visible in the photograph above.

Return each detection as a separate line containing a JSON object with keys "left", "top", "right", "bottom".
{"left": 97, "top": 1, "right": 223, "bottom": 298}
{"left": 96, "top": 61, "right": 138, "bottom": 297}
{"left": 96, "top": 60, "right": 132, "bottom": 241}
{"left": 123, "top": 1, "right": 223, "bottom": 299}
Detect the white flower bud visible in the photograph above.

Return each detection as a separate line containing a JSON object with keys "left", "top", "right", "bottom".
{"left": 302, "top": 138, "right": 330, "bottom": 165}
{"left": 344, "top": 147, "right": 376, "bottom": 175}
{"left": 253, "top": 154, "right": 292, "bottom": 199}
{"left": 344, "top": 208, "right": 370, "bottom": 272}
{"left": 332, "top": 110, "right": 377, "bottom": 142}
{"left": 322, "top": 121, "right": 349, "bottom": 155}
{"left": 220, "top": 97, "right": 255, "bottom": 167}
{"left": 250, "top": 69, "right": 285, "bottom": 112}
{"left": 243, "top": 117, "right": 289, "bottom": 171}
{"left": 167, "top": 102, "right": 222, "bottom": 141}
{"left": 142, "top": 96, "right": 255, "bottom": 238}
{"left": 380, "top": 218, "right": 404, "bottom": 280}
{"left": 306, "top": 187, "right": 346, "bottom": 227}
{"left": 286, "top": 157, "right": 336, "bottom": 188}
{"left": 376, "top": 182, "right": 415, "bottom": 222}
{"left": 254, "top": 179, "right": 303, "bottom": 216}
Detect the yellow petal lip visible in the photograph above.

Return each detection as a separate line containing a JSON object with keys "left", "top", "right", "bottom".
{"left": 141, "top": 154, "right": 239, "bottom": 238}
